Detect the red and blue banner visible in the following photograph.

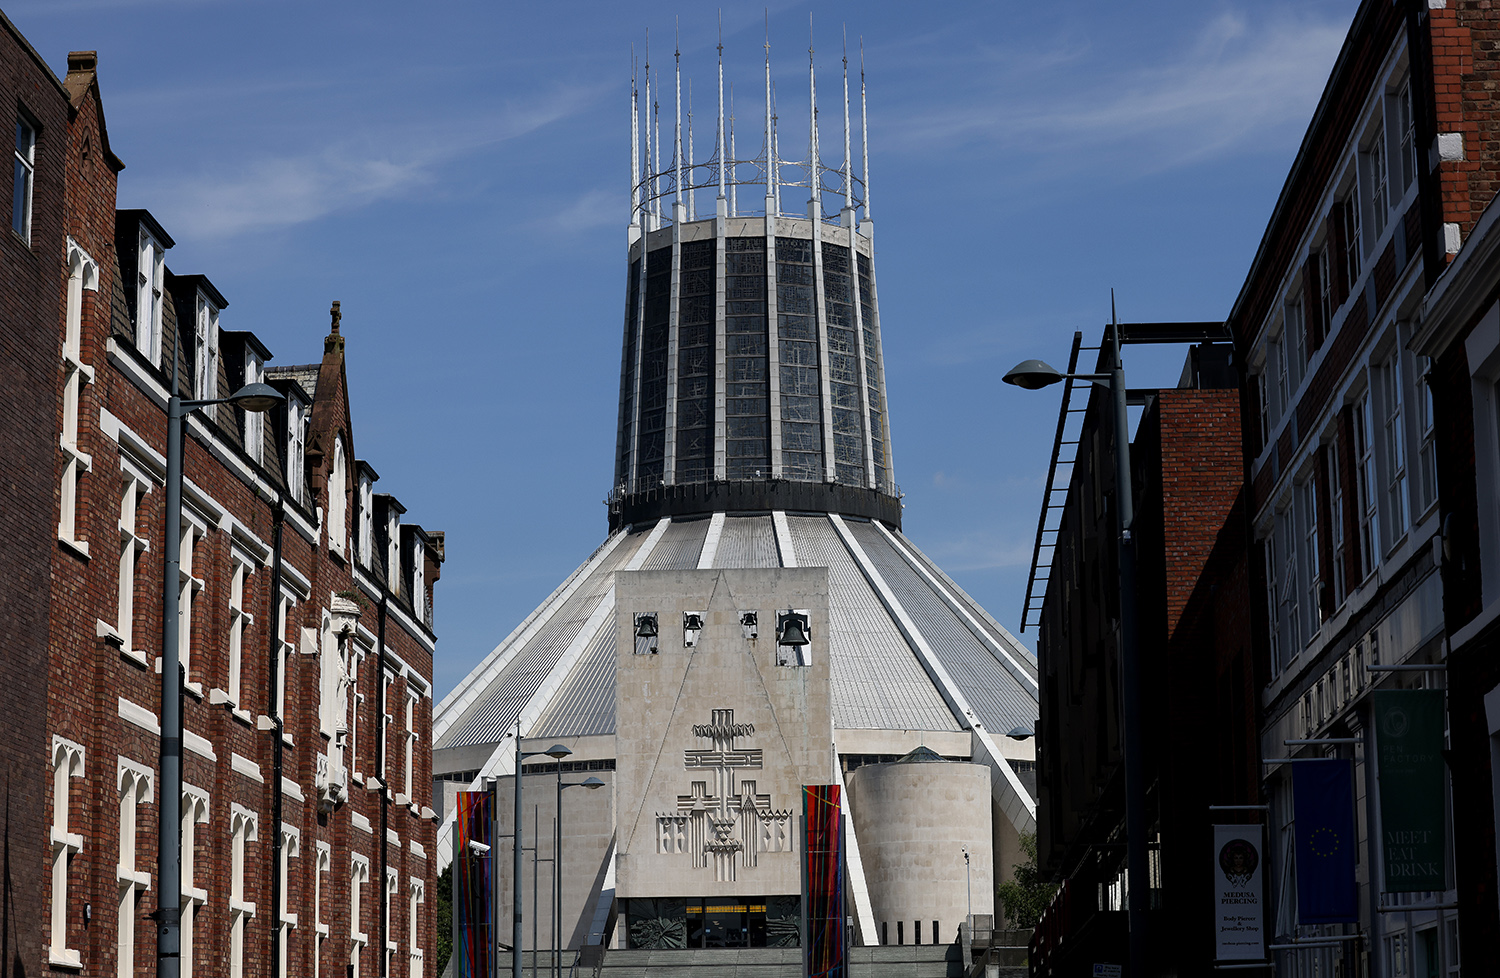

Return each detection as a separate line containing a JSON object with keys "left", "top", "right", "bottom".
{"left": 1292, "top": 759, "right": 1357, "bottom": 924}
{"left": 455, "top": 789, "right": 494, "bottom": 978}
{"left": 803, "top": 784, "right": 845, "bottom": 978}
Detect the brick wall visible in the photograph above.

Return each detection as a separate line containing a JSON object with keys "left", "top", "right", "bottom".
{"left": 0, "top": 16, "right": 70, "bottom": 978}
{"left": 33, "top": 41, "right": 442, "bottom": 978}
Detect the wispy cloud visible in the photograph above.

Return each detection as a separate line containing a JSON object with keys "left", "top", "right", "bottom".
{"left": 135, "top": 81, "right": 608, "bottom": 239}
{"left": 883, "top": 8, "right": 1347, "bottom": 173}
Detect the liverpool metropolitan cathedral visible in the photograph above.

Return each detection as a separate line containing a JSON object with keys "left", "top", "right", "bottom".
{"left": 433, "top": 34, "right": 1039, "bottom": 961}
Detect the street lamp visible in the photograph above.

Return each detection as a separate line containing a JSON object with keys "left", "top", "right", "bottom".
{"left": 158, "top": 378, "right": 283, "bottom": 978}
{"left": 555, "top": 774, "right": 605, "bottom": 978}
{"left": 509, "top": 734, "right": 573, "bottom": 978}
{"left": 1003, "top": 302, "right": 1147, "bottom": 978}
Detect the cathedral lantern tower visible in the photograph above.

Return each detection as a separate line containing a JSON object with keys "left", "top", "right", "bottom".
{"left": 610, "top": 32, "right": 899, "bottom": 530}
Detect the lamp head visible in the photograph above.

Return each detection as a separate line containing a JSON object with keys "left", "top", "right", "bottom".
{"left": 225, "top": 382, "right": 284, "bottom": 413}
{"left": 580, "top": 777, "right": 605, "bottom": 789}
{"left": 545, "top": 744, "right": 573, "bottom": 760}
{"left": 1002, "top": 359, "right": 1064, "bottom": 390}
{"left": 1006, "top": 725, "right": 1035, "bottom": 742}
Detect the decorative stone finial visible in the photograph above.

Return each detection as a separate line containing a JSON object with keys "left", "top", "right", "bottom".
{"left": 330, "top": 300, "right": 341, "bottom": 334}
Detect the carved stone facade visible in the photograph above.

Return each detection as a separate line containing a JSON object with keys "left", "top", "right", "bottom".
{"left": 656, "top": 709, "right": 794, "bottom": 881}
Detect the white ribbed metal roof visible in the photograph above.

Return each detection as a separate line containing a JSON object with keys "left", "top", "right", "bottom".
{"left": 437, "top": 513, "right": 1037, "bottom": 750}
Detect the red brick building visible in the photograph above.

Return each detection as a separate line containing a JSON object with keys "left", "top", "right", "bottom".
{"left": 1, "top": 12, "right": 74, "bottom": 978}
{"left": 7, "top": 27, "right": 445, "bottom": 978}
{"left": 1028, "top": 331, "right": 1251, "bottom": 977}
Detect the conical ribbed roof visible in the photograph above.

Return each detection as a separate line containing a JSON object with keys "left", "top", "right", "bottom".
{"left": 434, "top": 512, "right": 1037, "bottom": 755}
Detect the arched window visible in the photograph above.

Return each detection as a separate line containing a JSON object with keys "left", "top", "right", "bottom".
{"left": 329, "top": 439, "right": 348, "bottom": 557}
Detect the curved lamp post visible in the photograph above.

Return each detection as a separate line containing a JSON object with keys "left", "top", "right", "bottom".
{"left": 554, "top": 775, "right": 605, "bottom": 977}
{"left": 510, "top": 735, "right": 573, "bottom": 978}
{"left": 1003, "top": 305, "right": 1147, "bottom": 978}
{"left": 158, "top": 381, "right": 283, "bottom": 978}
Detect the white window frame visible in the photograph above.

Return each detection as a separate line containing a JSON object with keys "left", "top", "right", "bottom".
{"left": 194, "top": 293, "right": 220, "bottom": 403}
{"left": 229, "top": 805, "right": 259, "bottom": 978}
{"left": 409, "top": 876, "right": 426, "bottom": 978}
{"left": 244, "top": 351, "right": 265, "bottom": 464}
{"left": 13, "top": 113, "right": 35, "bottom": 242}
{"left": 226, "top": 554, "right": 254, "bottom": 710}
{"left": 48, "top": 737, "right": 85, "bottom": 968}
{"left": 314, "top": 842, "right": 332, "bottom": 978}
{"left": 1415, "top": 355, "right": 1439, "bottom": 514}
{"left": 1353, "top": 389, "right": 1381, "bottom": 580}
{"left": 1264, "top": 530, "right": 1281, "bottom": 676}
{"left": 178, "top": 516, "right": 207, "bottom": 694}
{"left": 180, "top": 785, "right": 210, "bottom": 978}
{"left": 1378, "top": 348, "right": 1412, "bottom": 548}
{"left": 137, "top": 227, "right": 166, "bottom": 366}
{"left": 350, "top": 854, "right": 371, "bottom": 978}
{"left": 1344, "top": 184, "right": 1363, "bottom": 287}
{"left": 1287, "top": 298, "right": 1306, "bottom": 393}
{"left": 117, "top": 758, "right": 154, "bottom": 978}
{"left": 403, "top": 687, "right": 419, "bottom": 803}
{"left": 384, "top": 868, "right": 399, "bottom": 978}
{"left": 1298, "top": 475, "right": 1321, "bottom": 641}
{"left": 1397, "top": 78, "right": 1417, "bottom": 193}
{"left": 117, "top": 470, "right": 152, "bottom": 664}
{"left": 278, "top": 823, "right": 301, "bottom": 978}
{"left": 287, "top": 397, "right": 307, "bottom": 506}
{"left": 386, "top": 509, "right": 401, "bottom": 593}
{"left": 1327, "top": 437, "right": 1347, "bottom": 609}
{"left": 1278, "top": 504, "right": 1301, "bottom": 662}
{"left": 329, "top": 439, "right": 348, "bottom": 557}
{"left": 1365, "top": 112, "right": 1390, "bottom": 239}
{"left": 275, "top": 590, "right": 295, "bottom": 725}
{"left": 59, "top": 240, "right": 99, "bottom": 551}
{"left": 358, "top": 472, "right": 375, "bottom": 568}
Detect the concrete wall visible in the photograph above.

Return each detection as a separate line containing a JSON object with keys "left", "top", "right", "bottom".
{"left": 847, "top": 760, "right": 993, "bottom": 946}
{"left": 615, "top": 567, "right": 835, "bottom": 902}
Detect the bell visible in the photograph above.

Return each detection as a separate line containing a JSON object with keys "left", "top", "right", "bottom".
{"left": 778, "top": 612, "right": 810, "bottom": 647}
{"left": 635, "top": 614, "right": 658, "bottom": 639}
{"left": 684, "top": 613, "right": 704, "bottom": 632}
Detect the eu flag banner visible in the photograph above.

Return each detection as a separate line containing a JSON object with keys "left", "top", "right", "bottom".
{"left": 1373, "top": 690, "right": 1447, "bottom": 892}
{"left": 1292, "top": 759, "right": 1357, "bottom": 924}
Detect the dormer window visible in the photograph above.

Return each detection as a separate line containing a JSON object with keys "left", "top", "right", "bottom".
{"left": 386, "top": 509, "right": 400, "bottom": 593}
{"left": 357, "top": 469, "right": 374, "bottom": 569}
{"left": 136, "top": 228, "right": 165, "bottom": 366}
{"left": 194, "top": 293, "right": 219, "bottom": 401}
{"left": 411, "top": 537, "right": 426, "bottom": 623}
{"left": 244, "top": 350, "right": 265, "bottom": 464}
{"left": 285, "top": 396, "right": 307, "bottom": 504}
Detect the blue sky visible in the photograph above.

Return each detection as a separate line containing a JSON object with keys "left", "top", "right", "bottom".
{"left": 9, "top": 0, "right": 1359, "bottom": 696}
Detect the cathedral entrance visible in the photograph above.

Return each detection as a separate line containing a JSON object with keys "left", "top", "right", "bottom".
{"left": 623, "top": 896, "right": 800, "bottom": 949}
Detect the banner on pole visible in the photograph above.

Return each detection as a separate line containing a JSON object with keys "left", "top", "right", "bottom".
{"left": 455, "top": 790, "right": 494, "bottom": 978}
{"left": 1292, "top": 759, "right": 1357, "bottom": 923}
{"left": 803, "top": 784, "right": 846, "bottom": 978}
{"left": 1212, "top": 825, "right": 1265, "bottom": 961}
{"left": 1374, "top": 689, "right": 1447, "bottom": 892}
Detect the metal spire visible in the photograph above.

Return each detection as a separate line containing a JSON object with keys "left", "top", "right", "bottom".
{"left": 860, "top": 38, "right": 871, "bottom": 226}
{"left": 644, "top": 37, "right": 653, "bottom": 230}
{"left": 674, "top": 22, "right": 683, "bottom": 215}
{"left": 764, "top": 11, "right": 774, "bottom": 209}
{"left": 772, "top": 82, "right": 781, "bottom": 216}
{"left": 631, "top": 45, "right": 641, "bottom": 230}
{"left": 842, "top": 27, "right": 852, "bottom": 212}
{"left": 729, "top": 84, "right": 738, "bottom": 217}
{"left": 687, "top": 79, "right": 696, "bottom": 221}
{"left": 717, "top": 11, "right": 726, "bottom": 203}
{"left": 809, "top": 14, "right": 819, "bottom": 214}
{"left": 653, "top": 71, "right": 662, "bottom": 228}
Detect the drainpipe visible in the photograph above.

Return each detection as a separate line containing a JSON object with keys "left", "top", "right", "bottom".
{"left": 377, "top": 593, "right": 390, "bottom": 975}
{"left": 267, "top": 497, "right": 286, "bottom": 976}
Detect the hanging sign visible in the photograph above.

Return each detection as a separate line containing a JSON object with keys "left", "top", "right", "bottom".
{"left": 1213, "top": 824, "right": 1266, "bottom": 960}
{"left": 1374, "top": 690, "right": 1447, "bottom": 892}
{"left": 1292, "top": 759, "right": 1358, "bottom": 923}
